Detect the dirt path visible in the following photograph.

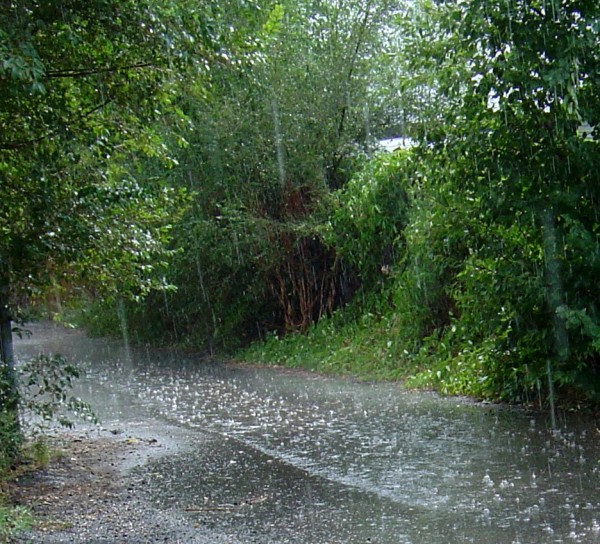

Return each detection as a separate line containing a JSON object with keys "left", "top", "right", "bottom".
{"left": 6, "top": 428, "right": 244, "bottom": 544}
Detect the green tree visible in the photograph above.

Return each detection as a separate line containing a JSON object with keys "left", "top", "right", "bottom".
{"left": 134, "top": 0, "right": 399, "bottom": 347}
{"left": 0, "top": 0, "right": 216, "bottom": 430}
{"left": 394, "top": 0, "right": 600, "bottom": 402}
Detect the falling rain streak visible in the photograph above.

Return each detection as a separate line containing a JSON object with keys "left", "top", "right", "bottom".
{"left": 271, "top": 98, "right": 286, "bottom": 187}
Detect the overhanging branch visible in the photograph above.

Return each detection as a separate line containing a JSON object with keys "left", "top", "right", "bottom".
{"left": 0, "top": 98, "right": 114, "bottom": 150}
{"left": 45, "top": 61, "right": 156, "bottom": 79}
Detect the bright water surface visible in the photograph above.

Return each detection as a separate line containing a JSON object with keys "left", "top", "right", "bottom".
{"left": 15, "top": 323, "right": 600, "bottom": 544}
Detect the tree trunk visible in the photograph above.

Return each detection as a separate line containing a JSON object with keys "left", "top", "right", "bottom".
{"left": 0, "top": 265, "right": 17, "bottom": 416}
{"left": 541, "top": 207, "right": 568, "bottom": 426}
{"left": 541, "top": 207, "right": 569, "bottom": 363}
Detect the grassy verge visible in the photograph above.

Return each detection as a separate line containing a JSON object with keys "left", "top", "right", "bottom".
{"left": 0, "top": 504, "right": 33, "bottom": 542}
{"left": 236, "top": 302, "right": 423, "bottom": 383}
{"left": 0, "top": 438, "right": 55, "bottom": 541}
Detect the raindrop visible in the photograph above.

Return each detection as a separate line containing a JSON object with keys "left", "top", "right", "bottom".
{"left": 195, "top": 256, "right": 210, "bottom": 304}
{"left": 271, "top": 98, "right": 286, "bottom": 186}
{"left": 117, "top": 297, "right": 132, "bottom": 366}
{"left": 499, "top": 479, "right": 511, "bottom": 489}
{"left": 232, "top": 231, "right": 242, "bottom": 265}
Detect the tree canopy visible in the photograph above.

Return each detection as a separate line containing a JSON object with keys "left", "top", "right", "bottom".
{"left": 393, "top": 0, "right": 600, "bottom": 401}
{"left": 3, "top": 0, "right": 600, "bottom": 420}
{"left": 237, "top": 0, "right": 600, "bottom": 406}
{"left": 0, "top": 0, "right": 220, "bottom": 419}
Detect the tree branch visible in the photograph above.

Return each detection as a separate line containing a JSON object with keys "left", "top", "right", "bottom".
{"left": 0, "top": 98, "right": 114, "bottom": 150}
{"left": 336, "top": 0, "right": 375, "bottom": 139}
{"left": 45, "top": 62, "right": 156, "bottom": 79}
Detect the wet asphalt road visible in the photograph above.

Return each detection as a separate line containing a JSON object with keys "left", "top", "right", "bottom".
{"left": 14, "top": 323, "right": 600, "bottom": 543}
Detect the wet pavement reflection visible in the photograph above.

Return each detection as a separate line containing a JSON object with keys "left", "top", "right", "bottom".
{"left": 15, "top": 323, "right": 600, "bottom": 543}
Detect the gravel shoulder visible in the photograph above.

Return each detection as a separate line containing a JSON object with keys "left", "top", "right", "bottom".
{"left": 6, "top": 426, "right": 243, "bottom": 544}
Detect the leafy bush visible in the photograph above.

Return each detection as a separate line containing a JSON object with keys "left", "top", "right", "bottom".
{"left": 0, "top": 410, "right": 21, "bottom": 476}
{"left": 324, "top": 151, "right": 412, "bottom": 289}
{"left": 0, "top": 505, "right": 33, "bottom": 542}
{"left": 0, "top": 350, "right": 95, "bottom": 541}
{"left": 2, "top": 350, "right": 96, "bottom": 478}
{"left": 19, "top": 354, "right": 97, "bottom": 431}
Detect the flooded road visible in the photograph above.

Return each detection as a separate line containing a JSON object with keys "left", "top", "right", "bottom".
{"left": 15, "top": 323, "right": 600, "bottom": 543}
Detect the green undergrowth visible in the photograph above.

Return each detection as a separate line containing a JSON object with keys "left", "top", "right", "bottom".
{"left": 0, "top": 438, "right": 55, "bottom": 542}
{"left": 0, "top": 505, "right": 33, "bottom": 542}
{"left": 237, "top": 293, "right": 423, "bottom": 383}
